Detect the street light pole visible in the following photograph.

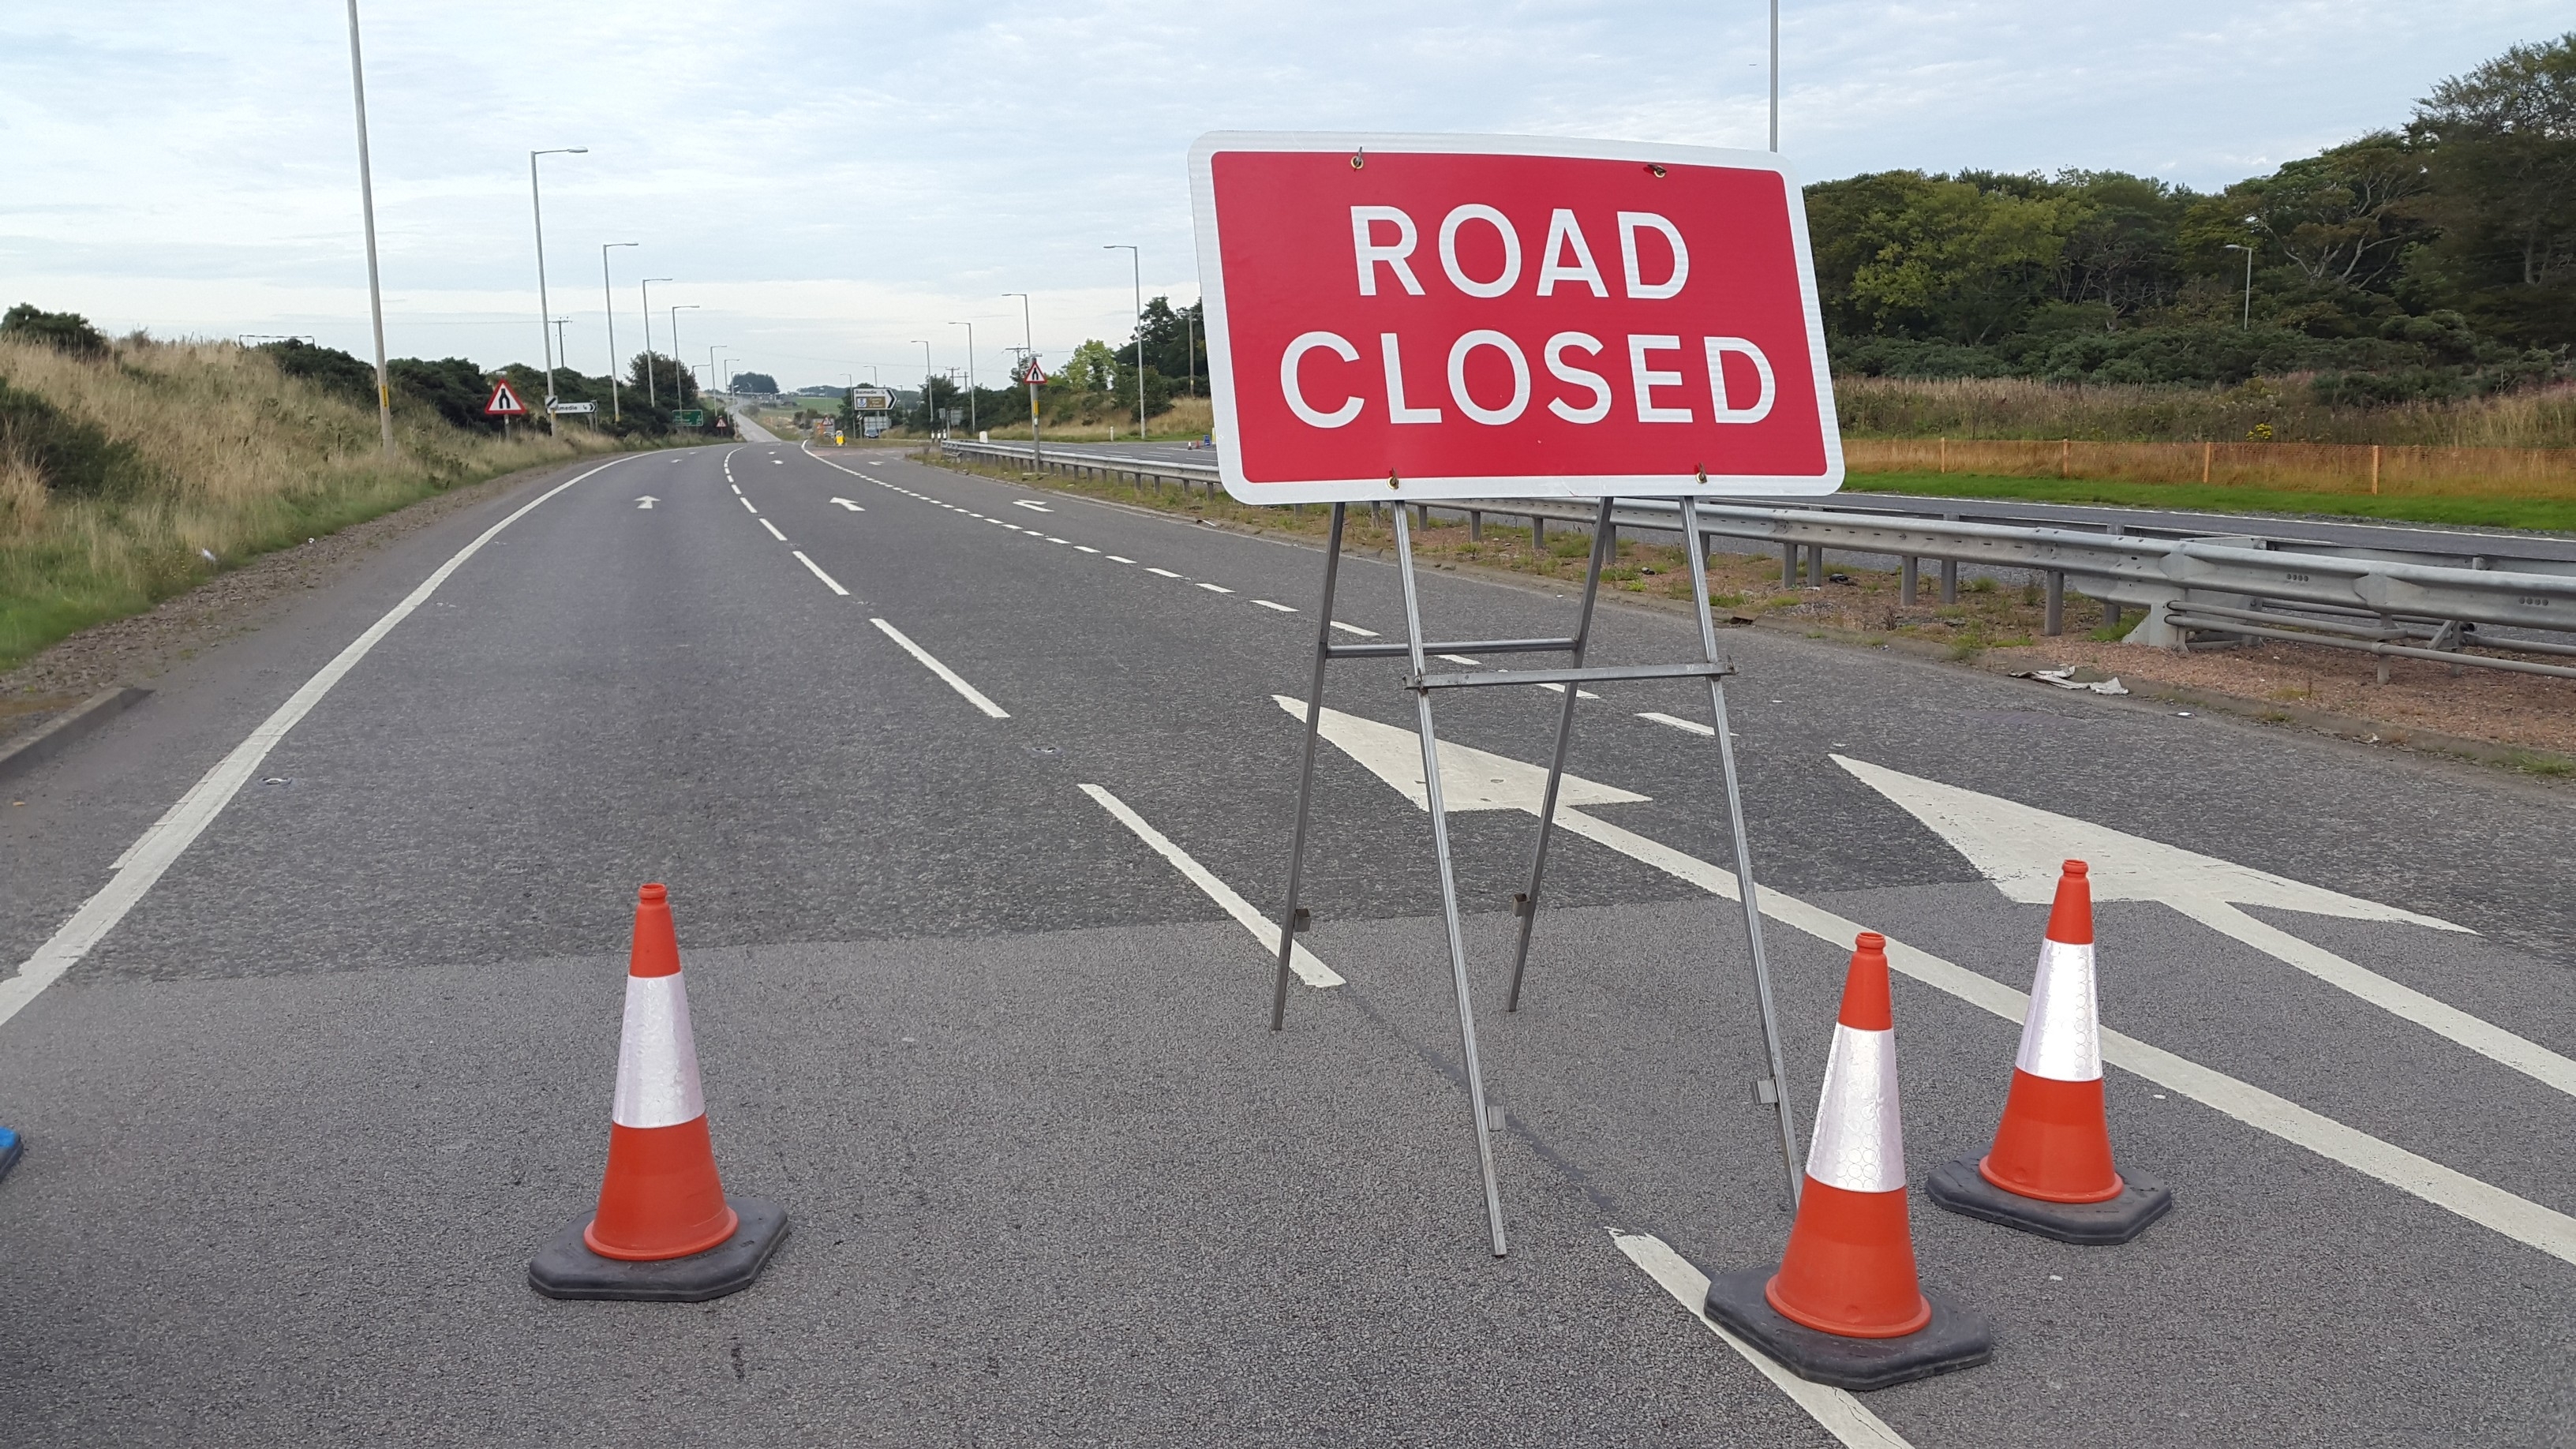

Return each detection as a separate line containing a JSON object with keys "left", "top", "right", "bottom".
{"left": 601, "top": 242, "right": 637, "bottom": 423}
{"left": 1004, "top": 291, "right": 1040, "bottom": 466}
{"left": 1769, "top": 0, "right": 1780, "bottom": 152}
{"left": 948, "top": 320, "right": 975, "bottom": 434}
{"left": 528, "top": 146, "right": 586, "bottom": 436}
{"left": 912, "top": 339, "right": 935, "bottom": 437}
{"left": 640, "top": 276, "right": 672, "bottom": 410}
{"left": 668, "top": 304, "right": 698, "bottom": 410}
{"left": 342, "top": 0, "right": 394, "bottom": 458}
{"left": 2224, "top": 243, "right": 2255, "bottom": 330}
{"left": 1105, "top": 245, "right": 1142, "bottom": 436}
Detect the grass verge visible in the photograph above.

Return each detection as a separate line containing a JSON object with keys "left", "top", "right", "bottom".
{"left": 1846, "top": 469, "right": 2576, "bottom": 532}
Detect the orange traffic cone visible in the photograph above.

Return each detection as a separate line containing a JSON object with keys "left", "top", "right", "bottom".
{"left": 1705, "top": 934, "right": 1990, "bottom": 1391}
{"left": 529, "top": 884, "right": 789, "bottom": 1301}
{"left": 1928, "top": 861, "right": 2171, "bottom": 1245}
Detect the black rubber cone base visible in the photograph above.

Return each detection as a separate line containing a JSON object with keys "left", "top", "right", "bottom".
{"left": 1926, "top": 1156, "right": 2172, "bottom": 1245}
{"left": 1704, "top": 1269, "right": 1992, "bottom": 1391}
{"left": 527, "top": 1198, "right": 788, "bottom": 1302}
{"left": 0, "top": 1134, "right": 20, "bottom": 1186}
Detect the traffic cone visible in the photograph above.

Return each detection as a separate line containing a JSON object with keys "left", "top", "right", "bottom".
{"left": 1705, "top": 933, "right": 1990, "bottom": 1391}
{"left": 1928, "top": 860, "right": 2172, "bottom": 1245}
{"left": 529, "top": 884, "right": 788, "bottom": 1301}
{"left": 0, "top": 1124, "right": 21, "bottom": 1185}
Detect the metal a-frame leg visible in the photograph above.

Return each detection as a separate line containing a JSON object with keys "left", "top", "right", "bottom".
{"left": 1505, "top": 497, "right": 1617, "bottom": 1012}
{"left": 1271, "top": 504, "right": 1348, "bottom": 1032}
{"left": 1391, "top": 507, "right": 1511, "bottom": 1255}
{"left": 1682, "top": 496, "right": 1804, "bottom": 1208}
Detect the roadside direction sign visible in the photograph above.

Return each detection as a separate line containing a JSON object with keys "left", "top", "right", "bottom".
{"left": 1189, "top": 132, "right": 1843, "bottom": 504}
{"left": 483, "top": 378, "right": 527, "bottom": 417}
{"left": 674, "top": 409, "right": 706, "bottom": 426}
{"left": 850, "top": 387, "right": 893, "bottom": 412}
{"left": 552, "top": 401, "right": 597, "bottom": 415}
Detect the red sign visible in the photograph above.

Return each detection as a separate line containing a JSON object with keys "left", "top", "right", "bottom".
{"left": 484, "top": 378, "right": 528, "bottom": 417}
{"left": 1021, "top": 361, "right": 1050, "bottom": 386}
{"left": 1189, "top": 133, "right": 1841, "bottom": 503}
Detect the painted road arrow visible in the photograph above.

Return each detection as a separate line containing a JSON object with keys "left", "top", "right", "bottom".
{"left": 1280, "top": 698, "right": 2576, "bottom": 1267}
{"left": 1012, "top": 500, "right": 1054, "bottom": 513}
{"left": 635, "top": 496, "right": 658, "bottom": 509}
{"left": 1832, "top": 754, "right": 2576, "bottom": 1098}
{"left": 829, "top": 498, "right": 867, "bottom": 511}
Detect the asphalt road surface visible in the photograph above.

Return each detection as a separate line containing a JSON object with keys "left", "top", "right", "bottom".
{"left": 3, "top": 440, "right": 2571, "bottom": 1446}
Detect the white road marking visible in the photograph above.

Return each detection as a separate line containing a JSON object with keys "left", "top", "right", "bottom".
{"left": 792, "top": 551, "right": 849, "bottom": 595}
{"left": 769, "top": 457, "right": 784, "bottom": 465}
{"left": 730, "top": 484, "right": 741, "bottom": 494}
{"left": 1194, "top": 582, "right": 1234, "bottom": 593}
{"left": 1076, "top": 784, "right": 1341, "bottom": 988}
{"left": 1108, "top": 556, "right": 1136, "bottom": 564}
{"left": 1253, "top": 599, "right": 1297, "bottom": 612}
{"left": 1612, "top": 1232, "right": 1915, "bottom": 1448}
{"left": 758, "top": 518, "right": 787, "bottom": 541}
{"left": 1076, "top": 546, "right": 1102, "bottom": 554}
{"left": 1831, "top": 757, "right": 2576, "bottom": 1099}
{"left": 1046, "top": 537, "right": 1069, "bottom": 544}
{"left": 1146, "top": 567, "right": 1183, "bottom": 578}
{"left": 635, "top": 496, "right": 658, "bottom": 509}
{"left": 1535, "top": 682, "right": 1604, "bottom": 699}
{"left": 871, "top": 618, "right": 1009, "bottom": 719}
{"left": 1329, "top": 620, "right": 1378, "bottom": 637}
{"left": 1286, "top": 698, "right": 2576, "bottom": 1268}
{"left": 1012, "top": 500, "right": 1054, "bottom": 513}
{"left": 739, "top": 496, "right": 759, "bottom": 515}
{"left": 3, "top": 455, "right": 635, "bottom": 1030}
{"left": 829, "top": 498, "right": 866, "bottom": 511}
{"left": 1638, "top": 711, "right": 1714, "bottom": 736}
{"left": 1439, "top": 653, "right": 1481, "bottom": 665}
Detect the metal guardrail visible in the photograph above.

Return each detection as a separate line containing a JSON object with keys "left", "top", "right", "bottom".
{"left": 934, "top": 440, "right": 2576, "bottom": 679}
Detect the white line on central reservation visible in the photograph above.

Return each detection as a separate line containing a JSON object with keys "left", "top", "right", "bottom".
{"left": 1612, "top": 1231, "right": 1914, "bottom": 1448}
{"left": 792, "top": 552, "right": 849, "bottom": 595}
{"left": 1544, "top": 805, "right": 2576, "bottom": 1267}
{"left": 870, "top": 618, "right": 1009, "bottom": 719}
{"left": 1076, "top": 785, "right": 1340, "bottom": 988}
{"left": 0, "top": 454, "right": 635, "bottom": 1031}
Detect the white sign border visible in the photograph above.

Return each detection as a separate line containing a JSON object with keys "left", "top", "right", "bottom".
{"left": 1188, "top": 130, "right": 1844, "bottom": 505}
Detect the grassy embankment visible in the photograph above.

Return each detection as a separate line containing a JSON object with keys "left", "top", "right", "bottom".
{"left": 1836, "top": 376, "right": 2576, "bottom": 530}
{"left": 0, "top": 336, "right": 627, "bottom": 672}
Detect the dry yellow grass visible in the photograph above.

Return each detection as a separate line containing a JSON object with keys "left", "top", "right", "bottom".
{"left": 0, "top": 336, "right": 622, "bottom": 669}
{"left": 1833, "top": 374, "right": 2576, "bottom": 450}
{"left": 1846, "top": 436, "right": 2576, "bottom": 500}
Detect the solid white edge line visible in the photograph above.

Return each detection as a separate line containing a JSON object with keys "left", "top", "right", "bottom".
{"left": 1546, "top": 806, "right": 2576, "bottom": 1267}
{"left": 1252, "top": 599, "right": 1297, "bottom": 612}
{"left": 759, "top": 518, "right": 787, "bottom": 541}
{"left": 1638, "top": 711, "right": 1715, "bottom": 736}
{"left": 870, "top": 617, "right": 1009, "bottom": 719}
{"left": 1612, "top": 1231, "right": 1915, "bottom": 1448}
{"left": 1076, "top": 784, "right": 1341, "bottom": 988}
{"left": 6, "top": 454, "right": 635, "bottom": 1028}
{"left": 792, "top": 551, "right": 850, "bottom": 596}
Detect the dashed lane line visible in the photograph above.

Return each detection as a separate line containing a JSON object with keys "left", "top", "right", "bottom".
{"left": 1076, "top": 784, "right": 1341, "bottom": 989}
{"left": 758, "top": 518, "right": 787, "bottom": 541}
{"left": 1146, "top": 567, "right": 1183, "bottom": 578}
{"left": 1254, "top": 599, "right": 1297, "bottom": 612}
{"left": 792, "top": 551, "right": 849, "bottom": 596}
{"left": 739, "top": 496, "right": 759, "bottom": 515}
{"left": 0, "top": 455, "right": 638, "bottom": 1030}
{"left": 870, "top": 617, "right": 1010, "bottom": 719}
{"left": 1330, "top": 621, "right": 1380, "bottom": 637}
{"left": 1639, "top": 711, "right": 1713, "bottom": 736}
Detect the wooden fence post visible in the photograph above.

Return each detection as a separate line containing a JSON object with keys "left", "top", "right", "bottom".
{"left": 2060, "top": 437, "right": 2071, "bottom": 478}
{"left": 2202, "top": 441, "right": 2213, "bottom": 485}
{"left": 2371, "top": 444, "right": 2382, "bottom": 496}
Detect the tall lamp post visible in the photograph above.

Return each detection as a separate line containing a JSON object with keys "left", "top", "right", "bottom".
{"left": 601, "top": 242, "right": 638, "bottom": 422}
{"left": 639, "top": 276, "right": 672, "bottom": 409}
{"left": 912, "top": 339, "right": 935, "bottom": 436}
{"left": 528, "top": 146, "right": 586, "bottom": 436}
{"left": 1104, "top": 245, "right": 1144, "bottom": 437}
{"left": 1004, "top": 291, "right": 1040, "bottom": 466}
{"left": 947, "top": 320, "right": 975, "bottom": 434}
{"left": 342, "top": 0, "right": 394, "bottom": 457}
{"left": 2223, "top": 243, "right": 2255, "bottom": 330}
{"left": 1769, "top": 0, "right": 1780, "bottom": 152}
{"left": 668, "top": 303, "right": 698, "bottom": 410}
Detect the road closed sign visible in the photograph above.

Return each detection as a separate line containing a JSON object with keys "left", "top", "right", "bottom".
{"left": 1189, "top": 133, "right": 1841, "bottom": 503}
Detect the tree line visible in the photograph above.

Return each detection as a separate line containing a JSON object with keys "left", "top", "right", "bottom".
{"left": 1807, "top": 33, "right": 2574, "bottom": 403}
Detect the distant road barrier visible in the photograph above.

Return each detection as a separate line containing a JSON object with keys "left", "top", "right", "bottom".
{"left": 933, "top": 438, "right": 2576, "bottom": 679}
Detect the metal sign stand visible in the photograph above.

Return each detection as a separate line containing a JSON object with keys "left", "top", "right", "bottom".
{"left": 1268, "top": 495, "right": 1805, "bottom": 1257}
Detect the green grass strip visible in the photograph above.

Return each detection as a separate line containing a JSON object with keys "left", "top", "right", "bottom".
{"left": 1846, "top": 470, "right": 2576, "bottom": 534}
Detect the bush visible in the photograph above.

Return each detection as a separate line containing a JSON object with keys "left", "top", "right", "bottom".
{"left": 256, "top": 339, "right": 380, "bottom": 405}
{"left": 0, "top": 304, "right": 110, "bottom": 359}
{"left": 0, "top": 373, "right": 151, "bottom": 497}
{"left": 389, "top": 357, "right": 502, "bottom": 433}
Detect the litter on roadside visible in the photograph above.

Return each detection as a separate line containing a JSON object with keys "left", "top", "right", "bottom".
{"left": 2011, "top": 666, "right": 2131, "bottom": 696}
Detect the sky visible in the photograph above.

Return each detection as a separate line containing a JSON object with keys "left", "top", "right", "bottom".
{"left": 2, "top": 2, "right": 2567, "bottom": 393}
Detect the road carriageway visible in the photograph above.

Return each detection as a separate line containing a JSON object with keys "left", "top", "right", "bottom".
{"left": 1, "top": 439, "right": 2570, "bottom": 1445}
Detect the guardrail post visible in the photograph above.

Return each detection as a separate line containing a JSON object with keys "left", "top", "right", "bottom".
{"left": 1604, "top": 522, "right": 1618, "bottom": 560}
{"left": 1807, "top": 544, "right": 1825, "bottom": 586}
{"left": 1413, "top": 503, "right": 1430, "bottom": 531}
{"left": 1780, "top": 542, "right": 1796, "bottom": 586}
{"left": 1900, "top": 556, "right": 1919, "bottom": 605}
{"left": 2043, "top": 570, "right": 2065, "bottom": 636}
{"left": 1469, "top": 509, "right": 1482, "bottom": 541}
{"left": 1939, "top": 557, "right": 1959, "bottom": 604}
{"left": 1531, "top": 514, "right": 1545, "bottom": 550}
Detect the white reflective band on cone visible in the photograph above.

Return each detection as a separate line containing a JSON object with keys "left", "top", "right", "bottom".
{"left": 1804, "top": 1024, "right": 1905, "bottom": 1194}
{"left": 612, "top": 972, "right": 708, "bottom": 1129}
{"left": 2016, "top": 938, "right": 2103, "bottom": 1083}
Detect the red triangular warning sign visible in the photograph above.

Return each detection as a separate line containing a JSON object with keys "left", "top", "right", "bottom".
{"left": 1021, "top": 361, "right": 1049, "bottom": 386}
{"left": 485, "top": 378, "right": 528, "bottom": 416}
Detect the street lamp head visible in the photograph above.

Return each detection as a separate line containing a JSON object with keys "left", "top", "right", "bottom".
{"left": 2223, "top": 243, "right": 2248, "bottom": 252}
{"left": 607, "top": 241, "right": 638, "bottom": 249}
{"left": 534, "top": 147, "right": 586, "bottom": 157}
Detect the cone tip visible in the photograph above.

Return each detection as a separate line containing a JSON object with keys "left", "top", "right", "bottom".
{"left": 2062, "top": 859, "right": 2088, "bottom": 878}
{"left": 1855, "top": 930, "right": 1887, "bottom": 952}
{"left": 639, "top": 882, "right": 668, "bottom": 904}
{"left": 1838, "top": 932, "right": 1894, "bottom": 1031}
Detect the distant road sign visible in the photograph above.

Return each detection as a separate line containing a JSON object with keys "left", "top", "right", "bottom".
{"left": 552, "top": 401, "right": 597, "bottom": 416}
{"left": 1021, "top": 361, "right": 1050, "bottom": 386}
{"left": 674, "top": 409, "right": 706, "bottom": 427}
{"left": 1189, "top": 131, "right": 1842, "bottom": 504}
{"left": 851, "top": 387, "right": 893, "bottom": 412}
{"left": 483, "top": 379, "right": 527, "bottom": 417}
